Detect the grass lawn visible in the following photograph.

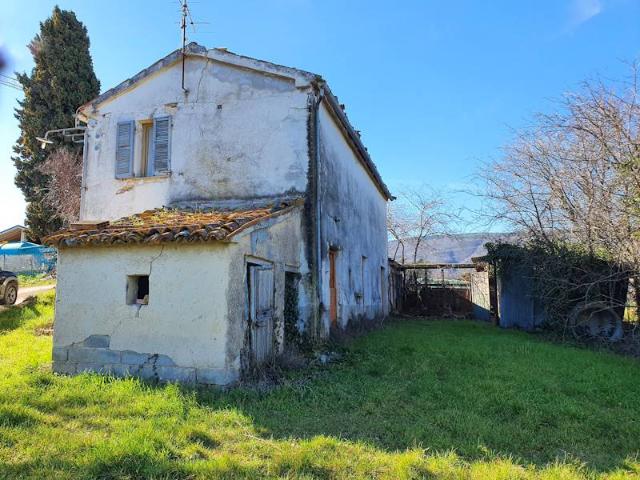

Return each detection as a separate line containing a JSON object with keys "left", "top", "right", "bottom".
{"left": 1, "top": 292, "right": 639, "bottom": 479}
{"left": 16, "top": 273, "right": 56, "bottom": 288}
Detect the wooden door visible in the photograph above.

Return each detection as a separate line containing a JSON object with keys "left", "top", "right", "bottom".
{"left": 329, "top": 250, "right": 337, "bottom": 326}
{"left": 249, "top": 265, "right": 274, "bottom": 365}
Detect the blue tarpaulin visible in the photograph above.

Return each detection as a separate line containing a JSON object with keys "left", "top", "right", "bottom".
{"left": 0, "top": 242, "right": 57, "bottom": 274}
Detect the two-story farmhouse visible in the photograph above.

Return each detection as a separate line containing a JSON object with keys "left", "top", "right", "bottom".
{"left": 45, "top": 43, "right": 392, "bottom": 386}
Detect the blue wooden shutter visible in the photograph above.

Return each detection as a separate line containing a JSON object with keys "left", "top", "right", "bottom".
{"left": 152, "top": 116, "right": 171, "bottom": 174}
{"left": 115, "top": 121, "right": 134, "bottom": 178}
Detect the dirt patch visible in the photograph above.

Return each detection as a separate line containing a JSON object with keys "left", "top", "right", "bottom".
{"left": 34, "top": 322, "right": 54, "bottom": 336}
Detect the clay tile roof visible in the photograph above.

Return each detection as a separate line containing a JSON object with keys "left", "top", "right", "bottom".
{"left": 43, "top": 201, "right": 300, "bottom": 249}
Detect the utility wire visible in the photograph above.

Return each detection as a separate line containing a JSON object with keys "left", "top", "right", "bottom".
{"left": 0, "top": 73, "right": 23, "bottom": 91}
{"left": 0, "top": 73, "right": 21, "bottom": 84}
{"left": 0, "top": 79, "right": 22, "bottom": 91}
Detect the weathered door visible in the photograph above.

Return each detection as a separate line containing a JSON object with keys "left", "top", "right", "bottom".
{"left": 249, "top": 265, "right": 274, "bottom": 365}
{"left": 329, "top": 250, "right": 337, "bottom": 327}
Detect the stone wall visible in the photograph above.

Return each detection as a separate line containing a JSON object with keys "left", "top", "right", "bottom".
{"left": 53, "top": 334, "right": 234, "bottom": 385}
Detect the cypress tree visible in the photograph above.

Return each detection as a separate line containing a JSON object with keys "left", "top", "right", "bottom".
{"left": 13, "top": 6, "right": 99, "bottom": 240}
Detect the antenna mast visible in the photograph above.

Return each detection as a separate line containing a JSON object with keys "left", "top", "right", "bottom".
{"left": 180, "top": 0, "right": 189, "bottom": 92}
{"left": 178, "top": 0, "right": 208, "bottom": 93}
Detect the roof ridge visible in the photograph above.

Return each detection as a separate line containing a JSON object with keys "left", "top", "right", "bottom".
{"left": 78, "top": 43, "right": 319, "bottom": 113}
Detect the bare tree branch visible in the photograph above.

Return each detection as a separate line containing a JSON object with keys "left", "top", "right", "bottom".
{"left": 387, "top": 186, "right": 455, "bottom": 263}
{"left": 39, "top": 147, "right": 82, "bottom": 226}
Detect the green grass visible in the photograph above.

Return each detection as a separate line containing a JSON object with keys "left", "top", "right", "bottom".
{"left": 16, "top": 273, "right": 56, "bottom": 288}
{"left": 1, "top": 292, "right": 639, "bottom": 479}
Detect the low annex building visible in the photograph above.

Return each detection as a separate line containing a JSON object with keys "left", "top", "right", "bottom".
{"left": 45, "top": 43, "right": 392, "bottom": 385}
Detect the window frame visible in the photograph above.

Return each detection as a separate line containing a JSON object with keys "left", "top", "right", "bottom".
{"left": 140, "top": 119, "right": 154, "bottom": 177}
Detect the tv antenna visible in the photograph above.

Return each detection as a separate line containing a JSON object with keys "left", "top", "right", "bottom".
{"left": 178, "top": 0, "right": 209, "bottom": 92}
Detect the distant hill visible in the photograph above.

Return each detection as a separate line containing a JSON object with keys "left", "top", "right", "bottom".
{"left": 388, "top": 233, "right": 513, "bottom": 264}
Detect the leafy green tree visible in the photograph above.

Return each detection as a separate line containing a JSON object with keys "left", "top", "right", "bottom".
{"left": 13, "top": 6, "right": 99, "bottom": 240}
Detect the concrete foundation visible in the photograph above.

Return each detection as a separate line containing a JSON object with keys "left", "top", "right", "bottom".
{"left": 53, "top": 338, "right": 232, "bottom": 385}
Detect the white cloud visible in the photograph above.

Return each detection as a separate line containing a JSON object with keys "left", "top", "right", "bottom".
{"left": 567, "top": 0, "right": 603, "bottom": 30}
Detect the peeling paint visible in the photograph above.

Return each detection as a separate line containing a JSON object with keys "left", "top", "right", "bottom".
{"left": 53, "top": 243, "right": 235, "bottom": 378}
{"left": 80, "top": 56, "right": 310, "bottom": 221}
{"left": 316, "top": 102, "right": 390, "bottom": 332}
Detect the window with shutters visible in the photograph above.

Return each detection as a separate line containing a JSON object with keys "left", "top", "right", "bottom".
{"left": 115, "top": 116, "right": 171, "bottom": 179}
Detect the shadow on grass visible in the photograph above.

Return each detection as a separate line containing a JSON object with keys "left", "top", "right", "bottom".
{"left": 0, "top": 455, "right": 197, "bottom": 480}
{"left": 0, "top": 301, "right": 42, "bottom": 333}
{"left": 185, "top": 319, "right": 640, "bottom": 473}
{"left": 6, "top": 316, "right": 639, "bottom": 477}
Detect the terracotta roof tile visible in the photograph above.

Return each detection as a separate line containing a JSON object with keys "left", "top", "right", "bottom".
{"left": 43, "top": 201, "right": 301, "bottom": 249}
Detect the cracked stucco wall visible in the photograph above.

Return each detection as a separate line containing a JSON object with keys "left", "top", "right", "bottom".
{"left": 52, "top": 209, "right": 308, "bottom": 385}
{"left": 80, "top": 56, "right": 311, "bottom": 221}
{"left": 53, "top": 242, "right": 237, "bottom": 383}
{"left": 224, "top": 207, "right": 310, "bottom": 372}
{"left": 316, "top": 102, "right": 390, "bottom": 333}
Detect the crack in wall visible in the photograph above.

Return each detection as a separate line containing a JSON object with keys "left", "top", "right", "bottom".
{"left": 111, "top": 312, "right": 129, "bottom": 335}
{"left": 148, "top": 244, "right": 166, "bottom": 277}
{"left": 195, "top": 58, "right": 212, "bottom": 103}
{"left": 130, "top": 353, "right": 161, "bottom": 382}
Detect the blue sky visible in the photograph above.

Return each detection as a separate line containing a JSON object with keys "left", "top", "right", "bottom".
{"left": 0, "top": 0, "right": 639, "bottom": 231}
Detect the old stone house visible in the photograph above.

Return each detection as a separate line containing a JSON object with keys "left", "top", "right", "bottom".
{"left": 45, "top": 43, "right": 392, "bottom": 386}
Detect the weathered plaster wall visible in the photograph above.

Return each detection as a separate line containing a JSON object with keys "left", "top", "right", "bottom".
{"left": 225, "top": 207, "right": 311, "bottom": 369}
{"left": 53, "top": 243, "right": 238, "bottom": 385}
{"left": 317, "top": 102, "right": 389, "bottom": 332}
{"left": 80, "top": 57, "right": 310, "bottom": 221}
{"left": 52, "top": 209, "right": 311, "bottom": 384}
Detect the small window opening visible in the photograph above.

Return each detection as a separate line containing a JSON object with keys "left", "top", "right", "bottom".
{"left": 127, "top": 275, "right": 149, "bottom": 305}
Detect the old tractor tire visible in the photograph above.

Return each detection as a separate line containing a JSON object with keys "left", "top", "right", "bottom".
{"left": 2, "top": 281, "right": 18, "bottom": 306}
{"left": 568, "top": 301, "right": 623, "bottom": 342}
